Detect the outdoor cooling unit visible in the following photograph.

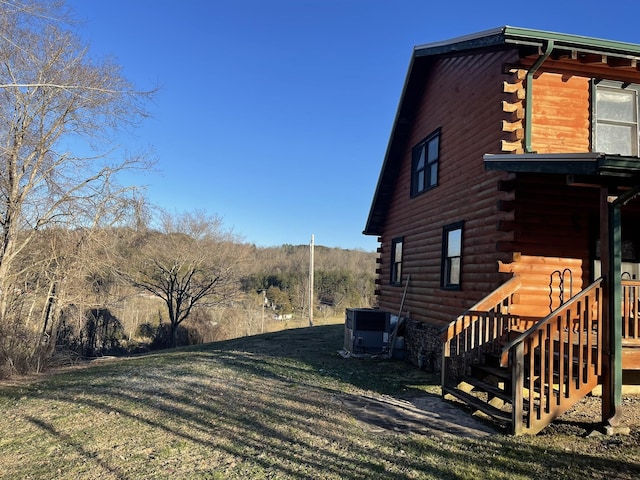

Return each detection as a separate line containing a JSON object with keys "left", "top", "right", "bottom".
{"left": 344, "top": 308, "right": 390, "bottom": 354}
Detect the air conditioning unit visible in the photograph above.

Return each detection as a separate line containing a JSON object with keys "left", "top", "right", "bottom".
{"left": 344, "top": 308, "right": 390, "bottom": 354}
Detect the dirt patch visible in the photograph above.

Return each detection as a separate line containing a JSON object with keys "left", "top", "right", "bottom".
{"left": 339, "top": 392, "right": 640, "bottom": 438}
{"left": 338, "top": 393, "right": 496, "bottom": 438}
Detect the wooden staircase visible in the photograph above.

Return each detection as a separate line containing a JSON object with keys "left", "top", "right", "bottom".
{"left": 441, "top": 277, "right": 603, "bottom": 435}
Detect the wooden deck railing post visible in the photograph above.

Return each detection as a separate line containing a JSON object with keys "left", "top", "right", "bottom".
{"left": 440, "top": 277, "right": 523, "bottom": 395}
{"left": 441, "top": 339, "right": 450, "bottom": 395}
{"left": 512, "top": 342, "right": 524, "bottom": 435}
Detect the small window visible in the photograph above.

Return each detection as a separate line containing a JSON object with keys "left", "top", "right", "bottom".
{"left": 593, "top": 81, "right": 640, "bottom": 156}
{"left": 390, "top": 237, "right": 403, "bottom": 285}
{"left": 411, "top": 129, "right": 440, "bottom": 196}
{"left": 442, "top": 222, "right": 463, "bottom": 289}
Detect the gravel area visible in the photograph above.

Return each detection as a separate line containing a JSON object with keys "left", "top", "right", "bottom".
{"left": 544, "top": 394, "right": 640, "bottom": 436}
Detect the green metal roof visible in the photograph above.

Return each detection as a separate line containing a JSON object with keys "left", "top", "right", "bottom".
{"left": 414, "top": 26, "right": 640, "bottom": 59}
{"left": 484, "top": 153, "right": 640, "bottom": 190}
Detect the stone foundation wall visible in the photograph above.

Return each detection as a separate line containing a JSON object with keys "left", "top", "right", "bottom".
{"left": 403, "top": 318, "right": 442, "bottom": 372}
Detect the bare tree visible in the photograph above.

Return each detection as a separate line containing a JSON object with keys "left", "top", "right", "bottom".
{"left": 0, "top": 2, "right": 153, "bottom": 309}
{"left": 0, "top": 1, "right": 154, "bottom": 373}
{"left": 124, "top": 210, "right": 247, "bottom": 348}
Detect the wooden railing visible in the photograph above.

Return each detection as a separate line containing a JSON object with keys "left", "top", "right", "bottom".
{"left": 500, "top": 278, "right": 603, "bottom": 435}
{"left": 622, "top": 280, "right": 640, "bottom": 344}
{"left": 442, "top": 275, "right": 640, "bottom": 434}
{"left": 441, "top": 277, "right": 522, "bottom": 388}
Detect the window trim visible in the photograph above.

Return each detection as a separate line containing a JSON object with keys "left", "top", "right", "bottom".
{"left": 390, "top": 236, "right": 403, "bottom": 286}
{"left": 592, "top": 79, "right": 640, "bottom": 156}
{"left": 441, "top": 221, "right": 463, "bottom": 290}
{"left": 410, "top": 128, "right": 441, "bottom": 197}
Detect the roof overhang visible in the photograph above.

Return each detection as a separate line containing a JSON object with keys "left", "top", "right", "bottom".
{"left": 484, "top": 152, "right": 640, "bottom": 187}
{"left": 414, "top": 26, "right": 640, "bottom": 61}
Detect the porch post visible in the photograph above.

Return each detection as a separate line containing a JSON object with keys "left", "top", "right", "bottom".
{"left": 600, "top": 187, "right": 623, "bottom": 428}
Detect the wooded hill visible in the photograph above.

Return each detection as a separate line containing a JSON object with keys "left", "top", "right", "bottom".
{"left": 0, "top": 224, "right": 377, "bottom": 377}
{"left": 242, "top": 244, "right": 376, "bottom": 316}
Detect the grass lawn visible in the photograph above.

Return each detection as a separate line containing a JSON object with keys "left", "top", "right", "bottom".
{"left": 1, "top": 321, "right": 640, "bottom": 479}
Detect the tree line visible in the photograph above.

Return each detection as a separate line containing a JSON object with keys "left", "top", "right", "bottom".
{"left": 1, "top": 215, "right": 376, "bottom": 377}
{"left": 242, "top": 244, "right": 376, "bottom": 318}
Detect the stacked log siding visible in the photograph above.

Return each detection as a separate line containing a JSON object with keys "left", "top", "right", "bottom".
{"left": 531, "top": 72, "right": 591, "bottom": 153}
{"left": 376, "top": 50, "right": 519, "bottom": 327}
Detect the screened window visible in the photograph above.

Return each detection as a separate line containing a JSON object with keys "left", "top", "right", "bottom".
{"left": 411, "top": 129, "right": 440, "bottom": 196}
{"left": 594, "top": 81, "right": 640, "bottom": 156}
{"left": 442, "top": 222, "right": 463, "bottom": 289}
{"left": 390, "top": 237, "right": 403, "bottom": 285}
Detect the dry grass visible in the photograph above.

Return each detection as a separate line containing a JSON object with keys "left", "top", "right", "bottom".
{"left": 1, "top": 321, "right": 640, "bottom": 479}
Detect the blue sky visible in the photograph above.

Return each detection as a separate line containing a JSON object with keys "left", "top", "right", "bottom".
{"left": 64, "top": 0, "right": 640, "bottom": 251}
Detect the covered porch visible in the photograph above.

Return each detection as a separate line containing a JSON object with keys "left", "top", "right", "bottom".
{"left": 484, "top": 151, "right": 640, "bottom": 430}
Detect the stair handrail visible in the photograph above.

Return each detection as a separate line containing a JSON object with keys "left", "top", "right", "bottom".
{"left": 501, "top": 277, "right": 603, "bottom": 434}
{"left": 499, "top": 277, "right": 603, "bottom": 367}
{"left": 441, "top": 276, "right": 522, "bottom": 343}
{"left": 441, "top": 276, "right": 523, "bottom": 395}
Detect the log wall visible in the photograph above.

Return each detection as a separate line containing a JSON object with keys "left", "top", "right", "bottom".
{"left": 530, "top": 72, "right": 591, "bottom": 153}
{"left": 375, "top": 55, "right": 614, "bottom": 331}
{"left": 375, "top": 49, "right": 520, "bottom": 328}
{"left": 498, "top": 253, "right": 587, "bottom": 318}
{"left": 507, "top": 173, "right": 599, "bottom": 259}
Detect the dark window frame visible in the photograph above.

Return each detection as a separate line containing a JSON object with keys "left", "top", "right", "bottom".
{"left": 390, "top": 236, "right": 403, "bottom": 286}
{"left": 410, "top": 128, "right": 441, "bottom": 197}
{"left": 441, "top": 221, "right": 463, "bottom": 290}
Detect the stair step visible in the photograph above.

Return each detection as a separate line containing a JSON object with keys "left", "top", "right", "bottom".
{"left": 527, "top": 354, "right": 598, "bottom": 382}
{"left": 551, "top": 331, "right": 599, "bottom": 345}
{"left": 495, "top": 328, "right": 527, "bottom": 346}
{"left": 470, "top": 364, "right": 511, "bottom": 382}
{"left": 483, "top": 352, "right": 503, "bottom": 368}
{"left": 443, "top": 386, "right": 512, "bottom": 425}
{"left": 462, "top": 376, "right": 512, "bottom": 403}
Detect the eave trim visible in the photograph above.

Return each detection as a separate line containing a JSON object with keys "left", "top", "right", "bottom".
{"left": 484, "top": 152, "right": 640, "bottom": 178}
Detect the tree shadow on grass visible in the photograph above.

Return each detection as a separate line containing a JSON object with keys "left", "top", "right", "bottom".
{"left": 5, "top": 324, "right": 640, "bottom": 479}
{"left": 15, "top": 363, "right": 452, "bottom": 479}
{"left": 13, "top": 360, "right": 640, "bottom": 480}
{"left": 193, "top": 323, "right": 439, "bottom": 397}
{"left": 24, "top": 416, "right": 128, "bottom": 480}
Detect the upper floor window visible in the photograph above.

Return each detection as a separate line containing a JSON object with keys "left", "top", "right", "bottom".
{"left": 411, "top": 129, "right": 440, "bottom": 196}
{"left": 593, "top": 81, "right": 640, "bottom": 156}
{"left": 390, "top": 237, "right": 403, "bottom": 286}
{"left": 441, "top": 222, "right": 463, "bottom": 290}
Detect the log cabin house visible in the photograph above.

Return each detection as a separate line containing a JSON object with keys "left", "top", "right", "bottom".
{"left": 363, "top": 26, "right": 640, "bottom": 434}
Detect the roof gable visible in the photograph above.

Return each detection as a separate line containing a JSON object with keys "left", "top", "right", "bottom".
{"left": 363, "top": 26, "right": 640, "bottom": 236}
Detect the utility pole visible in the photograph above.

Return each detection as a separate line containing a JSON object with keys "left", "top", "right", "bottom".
{"left": 309, "top": 234, "right": 314, "bottom": 327}
{"left": 261, "top": 289, "right": 266, "bottom": 334}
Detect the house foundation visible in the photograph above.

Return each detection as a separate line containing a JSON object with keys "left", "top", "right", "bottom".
{"left": 404, "top": 318, "right": 442, "bottom": 372}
